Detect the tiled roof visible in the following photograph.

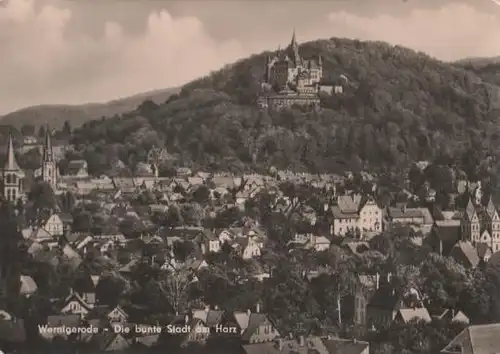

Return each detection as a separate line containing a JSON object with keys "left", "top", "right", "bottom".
{"left": 442, "top": 323, "right": 500, "bottom": 353}
{"left": 449, "top": 241, "right": 480, "bottom": 268}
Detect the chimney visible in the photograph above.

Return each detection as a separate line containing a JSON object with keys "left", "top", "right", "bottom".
{"left": 278, "top": 338, "right": 283, "bottom": 351}
{"left": 375, "top": 272, "right": 380, "bottom": 289}
{"left": 214, "top": 305, "right": 219, "bottom": 310}
{"left": 247, "top": 309, "right": 251, "bottom": 316}
{"left": 353, "top": 338, "right": 357, "bottom": 344}
{"left": 299, "top": 335, "right": 305, "bottom": 347}
{"left": 401, "top": 204, "right": 406, "bottom": 214}
{"left": 256, "top": 303, "right": 260, "bottom": 313}
{"left": 205, "top": 305, "right": 210, "bottom": 312}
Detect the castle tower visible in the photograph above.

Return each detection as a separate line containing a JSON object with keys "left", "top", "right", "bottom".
{"left": 42, "top": 125, "right": 57, "bottom": 189}
{"left": 2, "top": 132, "right": 25, "bottom": 202}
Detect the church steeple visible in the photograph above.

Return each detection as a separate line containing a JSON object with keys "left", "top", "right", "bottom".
{"left": 4, "top": 132, "right": 20, "bottom": 171}
{"left": 43, "top": 124, "right": 53, "bottom": 162}
{"left": 42, "top": 125, "right": 57, "bottom": 190}
{"left": 2, "top": 131, "right": 24, "bottom": 202}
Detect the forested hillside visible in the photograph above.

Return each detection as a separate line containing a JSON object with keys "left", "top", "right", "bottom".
{"left": 456, "top": 59, "right": 500, "bottom": 87}
{"left": 71, "top": 38, "right": 500, "bottom": 176}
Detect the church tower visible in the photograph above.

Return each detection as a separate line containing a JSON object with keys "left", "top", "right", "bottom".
{"left": 2, "top": 132, "right": 25, "bottom": 202}
{"left": 42, "top": 125, "right": 57, "bottom": 189}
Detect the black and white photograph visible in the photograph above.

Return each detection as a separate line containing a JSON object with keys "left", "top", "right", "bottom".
{"left": 0, "top": 0, "right": 499, "bottom": 353}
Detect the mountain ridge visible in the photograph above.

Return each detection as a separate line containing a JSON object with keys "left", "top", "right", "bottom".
{"left": 0, "top": 87, "right": 180, "bottom": 130}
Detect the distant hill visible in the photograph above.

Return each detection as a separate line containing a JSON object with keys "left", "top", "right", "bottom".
{"left": 455, "top": 57, "right": 500, "bottom": 87}
{"left": 0, "top": 87, "right": 180, "bottom": 130}
{"left": 69, "top": 37, "right": 500, "bottom": 177}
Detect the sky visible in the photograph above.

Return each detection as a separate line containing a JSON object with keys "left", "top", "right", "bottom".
{"left": 2, "top": 0, "right": 500, "bottom": 114}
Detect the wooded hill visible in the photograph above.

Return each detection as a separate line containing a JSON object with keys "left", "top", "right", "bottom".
{"left": 70, "top": 37, "right": 500, "bottom": 177}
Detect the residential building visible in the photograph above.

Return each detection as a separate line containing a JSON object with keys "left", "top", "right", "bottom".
{"left": 330, "top": 195, "right": 382, "bottom": 237}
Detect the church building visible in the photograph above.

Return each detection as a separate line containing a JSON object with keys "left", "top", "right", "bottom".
{"left": 2, "top": 132, "right": 25, "bottom": 202}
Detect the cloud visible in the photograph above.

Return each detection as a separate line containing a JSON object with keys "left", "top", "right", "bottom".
{"left": 0, "top": 0, "right": 246, "bottom": 114}
{"left": 327, "top": 3, "right": 500, "bottom": 61}
{"left": 2, "top": 0, "right": 500, "bottom": 114}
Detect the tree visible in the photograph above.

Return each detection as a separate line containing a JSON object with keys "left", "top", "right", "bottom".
{"left": 20, "top": 124, "right": 35, "bottom": 136}
{"left": 37, "top": 125, "right": 45, "bottom": 139}
{"left": 192, "top": 185, "right": 210, "bottom": 204}
{"left": 62, "top": 120, "right": 71, "bottom": 136}
{"left": 0, "top": 203, "right": 24, "bottom": 299}
{"left": 95, "top": 274, "right": 128, "bottom": 305}
{"left": 166, "top": 204, "right": 183, "bottom": 228}
{"left": 158, "top": 269, "right": 192, "bottom": 314}
{"left": 180, "top": 203, "right": 203, "bottom": 226}
{"left": 28, "top": 181, "right": 56, "bottom": 212}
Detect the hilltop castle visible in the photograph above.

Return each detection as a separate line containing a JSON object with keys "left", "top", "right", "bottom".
{"left": 258, "top": 31, "right": 334, "bottom": 110}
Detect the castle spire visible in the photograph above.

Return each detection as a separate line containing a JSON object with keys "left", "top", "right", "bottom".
{"left": 4, "top": 132, "right": 19, "bottom": 171}
{"left": 43, "top": 124, "right": 53, "bottom": 162}
{"left": 287, "top": 29, "right": 301, "bottom": 65}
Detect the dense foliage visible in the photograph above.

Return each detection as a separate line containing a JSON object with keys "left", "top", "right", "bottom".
{"left": 69, "top": 38, "right": 500, "bottom": 176}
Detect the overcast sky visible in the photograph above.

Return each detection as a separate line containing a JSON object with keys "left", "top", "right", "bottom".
{"left": 2, "top": 0, "right": 500, "bottom": 114}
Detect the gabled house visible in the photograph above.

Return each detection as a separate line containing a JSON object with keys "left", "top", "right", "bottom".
{"left": 40, "top": 213, "right": 64, "bottom": 236}
{"left": 393, "top": 307, "right": 432, "bottom": 325}
{"left": 232, "top": 237, "right": 262, "bottom": 259}
{"left": 228, "top": 307, "right": 280, "bottom": 344}
{"left": 60, "top": 292, "right": 92, "bottom": 318}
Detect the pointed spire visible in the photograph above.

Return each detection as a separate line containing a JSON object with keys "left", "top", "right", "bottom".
{"left": 4, "top": 131, "right": 20, "bottom": 171}
{"left": 287, "top": 29, "right": 301, "bottom": 65}
{"left": 466, "top": 198, "right": 476, "bottom": 220}
{"left": 291, "top": 28, "right": 297, "bottom": 46}
{"left": 43, "top": 124, "right": 53, "bottom": 162}
{"left": 487, "top": 196, "right": 496, "bottom": 218}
